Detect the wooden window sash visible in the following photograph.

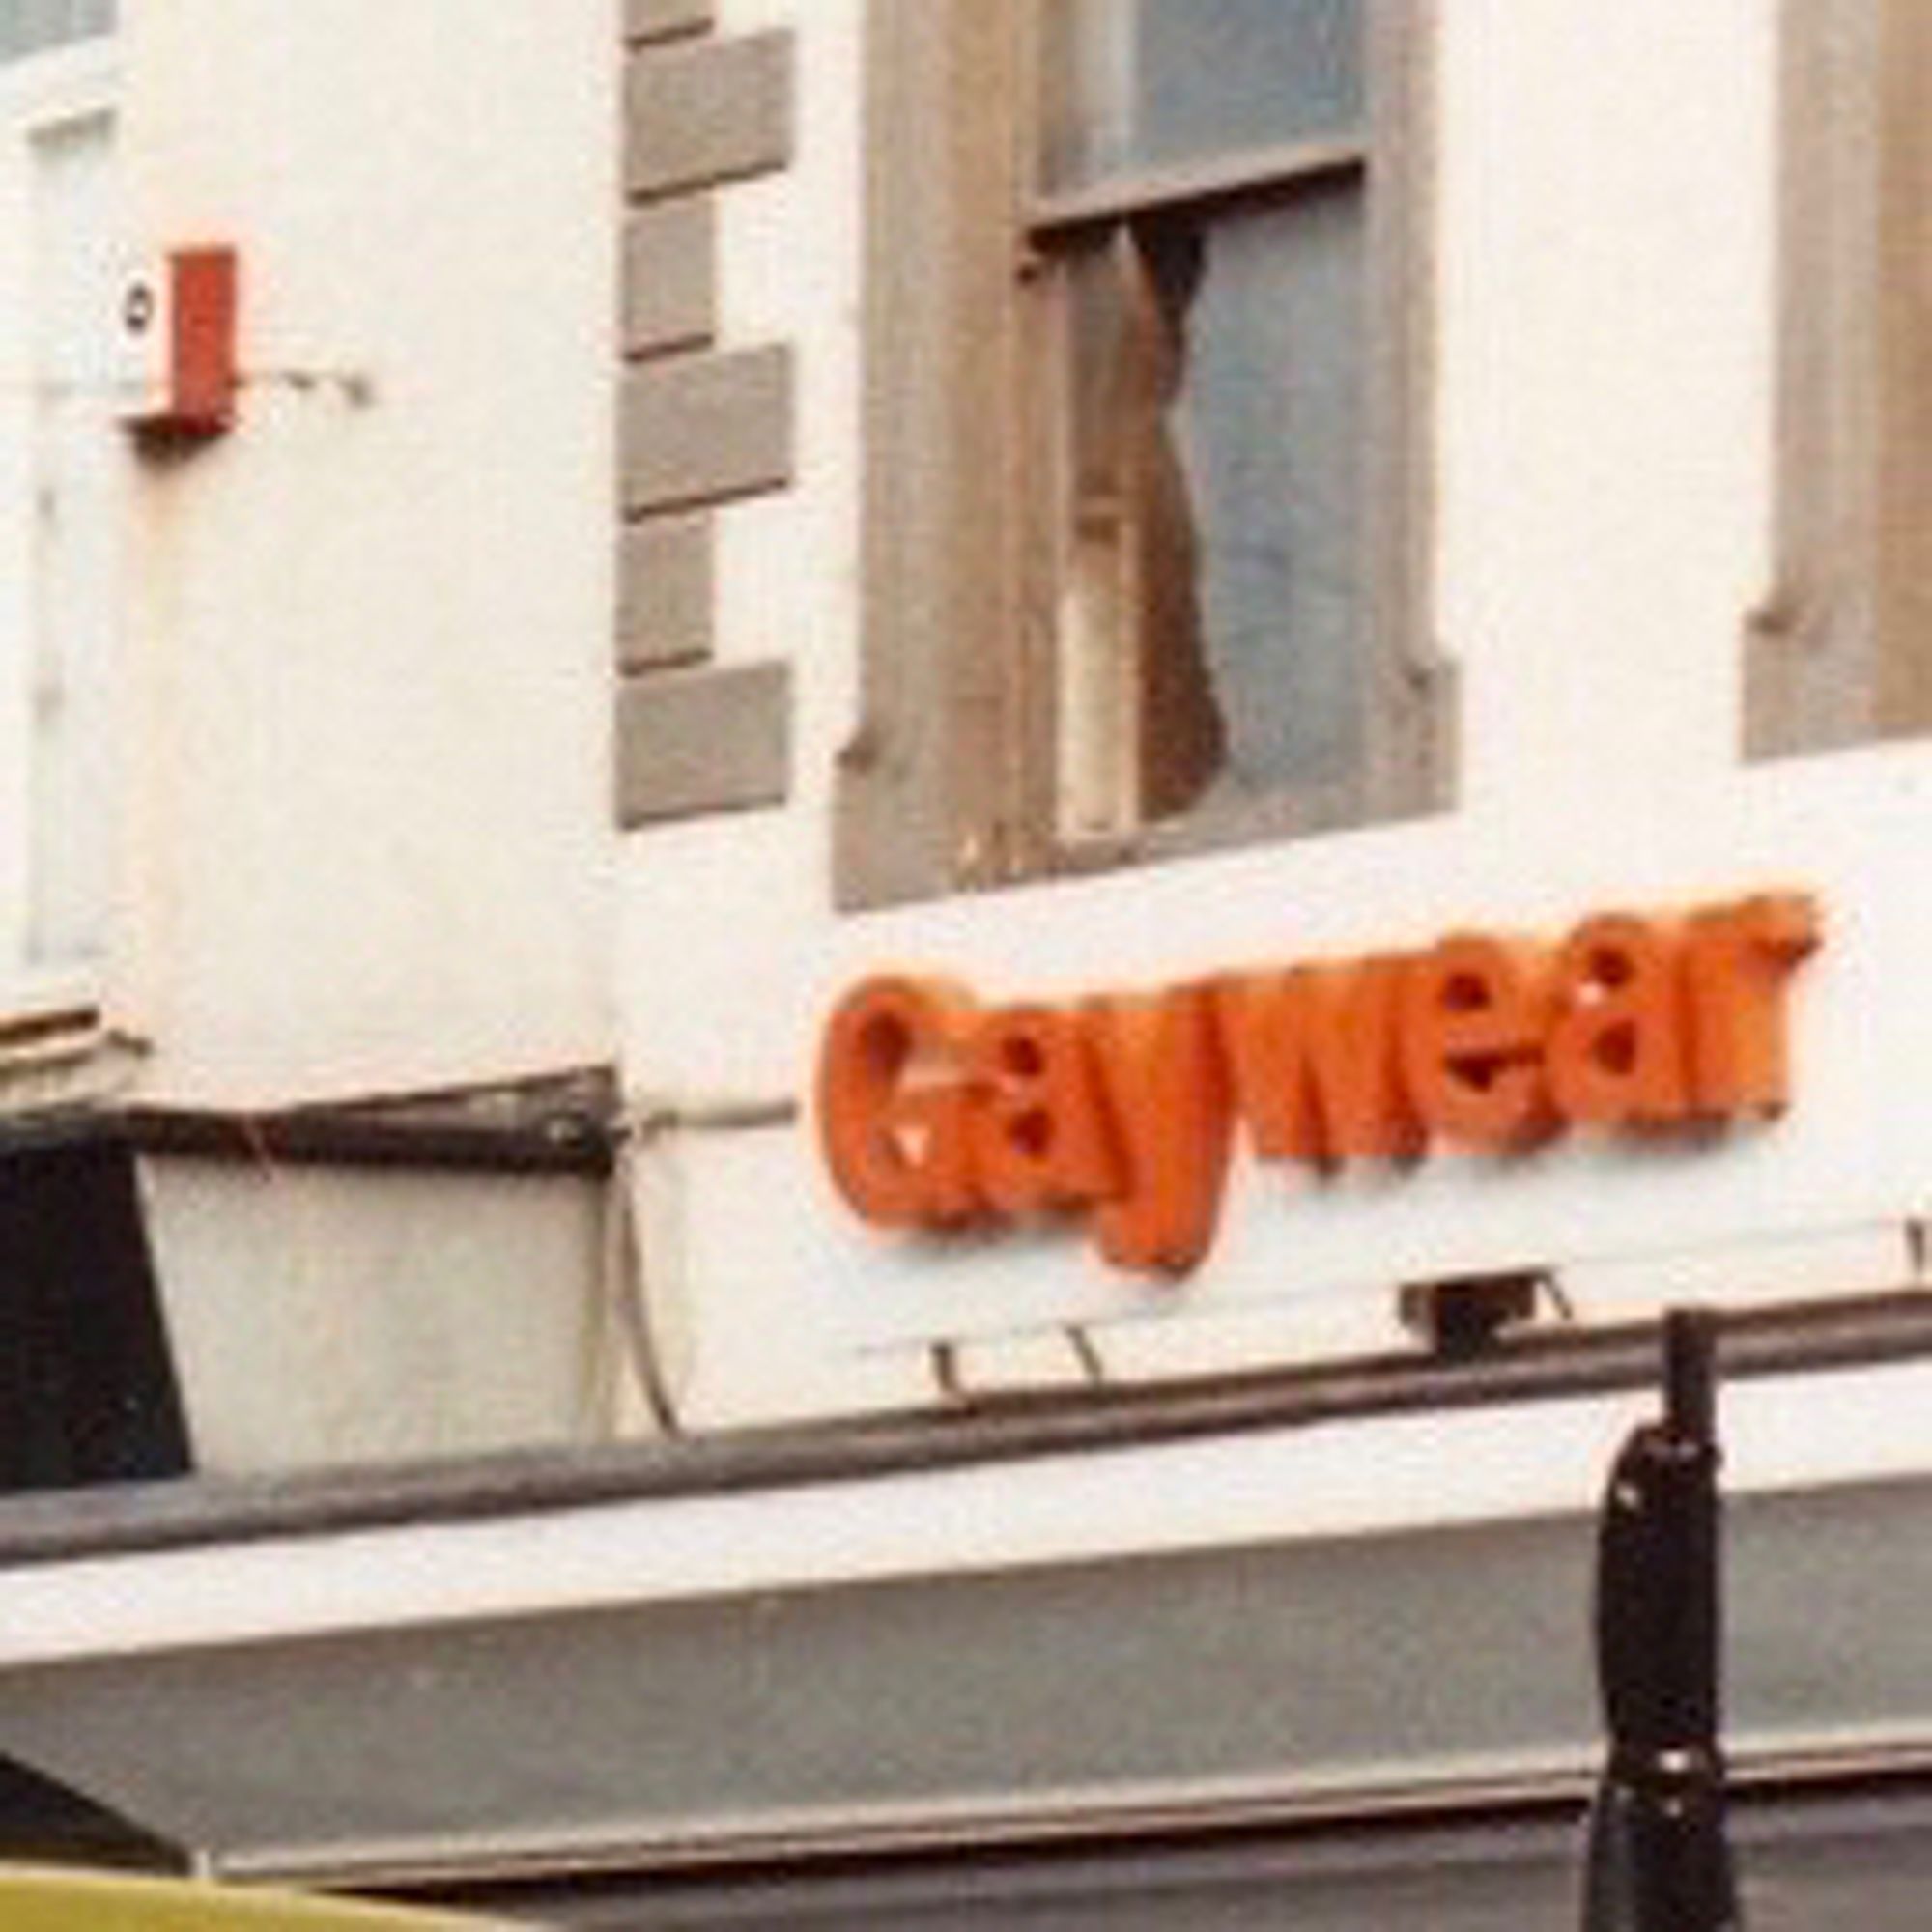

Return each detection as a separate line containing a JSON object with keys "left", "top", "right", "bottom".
{"left": 1025, "top": 134, "right": 1369, "bottom": 243}
{"left": 1024, "top": 107, "right": 1379, "bottom": 851}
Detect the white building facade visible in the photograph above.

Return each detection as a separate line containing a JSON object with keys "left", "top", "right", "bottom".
{"left": 0, "top": 0, "right": 1928, "bottom": 1922}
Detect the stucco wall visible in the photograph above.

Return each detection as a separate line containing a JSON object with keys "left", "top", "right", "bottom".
{"left": 116, "top": 0, "right": 617, "bottom": 1105}
{"left": 612, "top": 0, "right": 1932, "bottom": 1437}
{"left": 82, "top": 0, "right": 1932, "bottom": 1486}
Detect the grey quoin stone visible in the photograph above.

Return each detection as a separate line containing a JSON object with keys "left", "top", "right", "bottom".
{"left": 620, "top": 345, "right": 793, "bottom": 515}
{"left": 617, "top": 515, "right": 714, "bottom": 671}
{"left": 623, "top": 196, "right": 717, "bottom": 358}
{"left": 615, "top": 661, "right": 792, "bottom": 825}
{"left": 626, "top": 31, "right": 794, "bottom": 200}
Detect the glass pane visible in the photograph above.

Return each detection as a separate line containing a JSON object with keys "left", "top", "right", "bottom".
{"left": 0, "top": 0, "right": 115, "bottom": 65}
{"left": 1057, "top": 181, "right": 1367, "bottom": 836}
{"left": 1041, "top": 0, "right": 1364, "bottom": 192}
{"left": 1180, "top": 182, "right": 1366, "bottom": 804}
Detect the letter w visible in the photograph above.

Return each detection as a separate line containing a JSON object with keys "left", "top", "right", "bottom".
{"left": 1212, "top": 957, "right": 1422, "bottom": 1168}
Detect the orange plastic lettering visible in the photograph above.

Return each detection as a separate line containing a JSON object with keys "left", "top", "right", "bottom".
{"left": 965, "top": 1005, "right": 1122, "bottom": 1216}
{"left": 1401, "top": 934, "right": 1556, "bottom": 1150}
{"left": 1085, "top": 986, "right": 1233, "bottom": 1275}
{"left": 1545, "top": 914, "right": 1691, "bottom": 1127}
{"left": 1212, "top": 957, "right": 1422, "bottom": 1166}
{"left": 817, "top": 976, "right": 980, "bottom": 1227}
{"left": 1682, "top": 895, "right": 1820, "bottom": 1115}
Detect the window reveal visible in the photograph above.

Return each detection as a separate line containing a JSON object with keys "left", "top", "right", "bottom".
{"left": 27, "top": 107, "right": 121, "bottom": 967}
{"left": 1751, "top": 0, "right": 1932, "bottom": 754}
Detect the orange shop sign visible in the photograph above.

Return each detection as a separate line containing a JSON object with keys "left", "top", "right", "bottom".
{"left": 815, "top": 895, "right": 1820, "bottom": 1278}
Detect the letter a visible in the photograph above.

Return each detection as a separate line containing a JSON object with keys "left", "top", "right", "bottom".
{"left": 1546, "top": 914, "right": 1690, "bottom": 1127}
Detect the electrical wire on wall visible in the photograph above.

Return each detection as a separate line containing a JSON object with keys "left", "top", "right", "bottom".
{"left": 594, "top": 1117, "right": 678, "bottom": 1439}
{"left": 598, "top": 1093, "right": 802, "bottom": 1441}
{"left": 0, "top": 369, "right": 376, "bottom": 405}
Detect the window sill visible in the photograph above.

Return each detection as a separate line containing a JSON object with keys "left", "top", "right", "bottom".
{"left": 964, "top": 694, "right": 1458, "bottom": 896}
{"left": 0, "top": 992, "right": 144, "bottom": 1121}
{"left": 1044, "top": 773, "right": 1418, "bottom": 883}
{"left": 0, "top": 996, "right": 104, "bottom": 1052}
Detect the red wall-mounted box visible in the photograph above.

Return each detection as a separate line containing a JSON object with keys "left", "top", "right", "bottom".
{"left": 120, "top": 246, "right": 239, "bottom": 440}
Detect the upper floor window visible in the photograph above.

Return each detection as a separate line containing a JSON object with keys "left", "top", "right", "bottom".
{"left": 0, "top": 14, "right": 122, "bottom": 985}
{"left": 838, "top": 0, "right": 1449, "bottom": 907}
{"left": 1748, "top": 0, "right": 1932, "bottom": 755}
{"left": 0, "top": 0, "right": 115, "bottom": 66}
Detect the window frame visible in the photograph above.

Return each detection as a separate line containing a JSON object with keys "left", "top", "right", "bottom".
{"left": 837, "top": 0, "right": 1451, "bottom": 910}
{"left": 1747, "top": 0, "right": 1932, "bottom": 756}
{"left": 0, "top": 26, "right": 122, "bottom": 1020}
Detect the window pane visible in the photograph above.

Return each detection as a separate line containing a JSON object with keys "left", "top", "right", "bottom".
{"left": 1182, "top": 183, "right": 1366, "bottom": 803}
{"left": 1058, "top": 181, "right": 1367, "bottom": 836}
{"left": 1041, "top": 0, "right": 1364, "bottom": 192}
{"left": 0, "top": 0, "right": 115, "bottom": 65}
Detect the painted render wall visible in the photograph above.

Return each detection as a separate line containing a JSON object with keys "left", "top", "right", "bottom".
{"left": 65, "top": 0, "right": 1932, "bottom": 1508}
{"left": 615, "top": 0, "right": 1932, "bottom": 1446}
{"left": 114, "top": 0, "right": 617, "bottom": 1107}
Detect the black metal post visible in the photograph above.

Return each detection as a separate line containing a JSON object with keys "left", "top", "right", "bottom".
{"left": 1581, "top": 1309, "right": 1742, "bottom": 1930}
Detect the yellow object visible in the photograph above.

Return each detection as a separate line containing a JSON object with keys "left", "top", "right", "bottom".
{"left": 0, "top": 1865, "right": 504, "bottom": 1929}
